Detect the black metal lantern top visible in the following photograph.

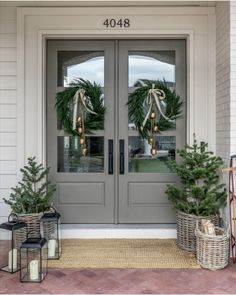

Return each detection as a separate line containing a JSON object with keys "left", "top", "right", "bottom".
{"left": 0, "top": 213, "right": 26, "bottom": 231}
{"left": 21, "top": 237, "right": 47, "bottom": 249}
{"left": 40, "top": 212, "right": 61, "bottom": 222}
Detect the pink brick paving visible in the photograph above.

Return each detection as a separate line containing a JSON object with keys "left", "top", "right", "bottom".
{"left": 1, "top": 263, "right": 236, "bottom": 294}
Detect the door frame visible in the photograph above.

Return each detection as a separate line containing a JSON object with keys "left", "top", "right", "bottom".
{"left": 16, "top": 7, "right": 216, "bottom": 179}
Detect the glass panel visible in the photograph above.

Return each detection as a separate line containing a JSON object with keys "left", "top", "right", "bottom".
{"left": 128, "top": 136, "right": 176, "bottom": 173}
{"left": 128, "top": 51, "right": 175, "bottom": 87}
{"left": 57, "top": 51, "right": 104, "bottom": 87}
{"left": 57, "top": 136, "right": 104, "bottom": 173}
{"left": 128, "top": 51, "right": 176, "bottom": 131}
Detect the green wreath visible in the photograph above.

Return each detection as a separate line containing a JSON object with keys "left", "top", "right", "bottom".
{"left": 127, "top": 79, "right": 183, "bottom": 139}
{"left": 56, "top": 78, "right": 105, "bottom": 136}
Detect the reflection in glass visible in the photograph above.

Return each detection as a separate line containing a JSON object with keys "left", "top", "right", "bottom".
{"left": 128, "top": 51, "right": 175, "bottom": 87}
{"left": 57, "top": 51, "right": 104, "bottom": 87}
{"left": 128, "top": 51, "right": 176, "bottom": 131}
{"left": 129, "top": 136, "right": 176, "bottom": 173}
{"left": 58, "top": 136, "right": 104, "bottom": 173}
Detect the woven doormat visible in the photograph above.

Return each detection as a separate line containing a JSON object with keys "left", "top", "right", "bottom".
{"left": 48, "top": 239, "right": 200, "bottom": 269}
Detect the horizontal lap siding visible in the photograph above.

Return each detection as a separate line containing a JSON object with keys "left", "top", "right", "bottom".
{"left": 231, "top": 2, "right": 236, "bottom": 157}
{"left": 216, "top": 2, "right": 230, "bottom": 162}
{"left": 0, "top": 7, "right": 17, "bottom": 222}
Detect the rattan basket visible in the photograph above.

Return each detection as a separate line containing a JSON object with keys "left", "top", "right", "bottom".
{"left": 196, "top": 226, "right": 230, "bottom": 270}
{"left": 14, "top": 212, "right": 43, "bottom": 248}
{"left": 176, "top": 211, "right": 219, "bottom": 252}
{"left": 14, "top": 211, "right": 55, "bottom": 248}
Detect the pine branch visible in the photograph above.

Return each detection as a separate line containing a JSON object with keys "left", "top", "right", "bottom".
{"left": 166, "top": 136, "right": 227, "bottom": 216}
{"left": 3, "top": 157, "right": 56, "bottom": 214}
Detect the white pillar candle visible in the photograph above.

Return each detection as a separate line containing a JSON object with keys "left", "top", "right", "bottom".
{"left": 48, "top": 239, "right": 57, "bottom": 258}
{"left": 29, "top": 260, "right": 39, "bottom": 280}
{"left": 8, "top": 248, "right": 17, "bottom": 271}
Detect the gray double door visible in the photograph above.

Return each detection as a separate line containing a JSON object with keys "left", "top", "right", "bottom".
{"left": 47, "top": 39, "right": 186, "bottom": 224}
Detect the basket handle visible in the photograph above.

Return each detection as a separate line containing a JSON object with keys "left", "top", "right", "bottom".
{"left": 195, "top": 219, "right": 199, "bottom": 236}
{"left": 8, "top": 212, "right": 18, "bottom": 223}
{"left": 50, "top": 203, "right": 58, "bottom": 213}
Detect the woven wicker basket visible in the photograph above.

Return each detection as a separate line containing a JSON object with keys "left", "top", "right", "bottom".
{"left": 14, "top": 212, "right": 43, "bottom": 248}
{"left": 176, "top": 211, "right": 219, "bottom": 252}
{"left": 14, "top": 211, "right": 55, "bottom": 248}
{"left": 196, "top": 227, "right": 230, "bottom": 270}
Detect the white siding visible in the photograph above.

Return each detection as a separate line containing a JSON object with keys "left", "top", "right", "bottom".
{"left": 216, "top": 2, "right": 230, "bottom": 162}
{"left": 0, "top": 7, "right": 17, "bottom": 221}
{"left": 231, "top": 1, "right": 236, "bottom": 157}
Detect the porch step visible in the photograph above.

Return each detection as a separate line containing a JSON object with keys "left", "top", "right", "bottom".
{"left": 61, "top": 224, "right": 177, "bottom": 239}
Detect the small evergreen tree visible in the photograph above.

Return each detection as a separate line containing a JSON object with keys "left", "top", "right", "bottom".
{"left": 3, "top": 157, "right": 56, "bottom": 214}
{"left": 166, "top": 136, "right": 227, "bottom": 216}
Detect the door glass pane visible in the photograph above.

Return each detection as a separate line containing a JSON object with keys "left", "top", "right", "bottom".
{"left": 128, "top": 136, "right": 176, "bottom": 173}
{"left": 128, "top": 51, "right": 175, "bottom": 87}
{"left": 57, "top": 51, "right": 104, "bottom": 87}
{"left": 128, "top": 51, "right": 176, "bottom": 131}
{"left": 58, "top": 136, "right": 104, "bottom": 173}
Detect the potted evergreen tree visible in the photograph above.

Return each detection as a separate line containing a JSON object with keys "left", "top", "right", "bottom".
{"left": 165, "top": 136, "right": 227, "bottom": 252}
{"left": 3, "top": 157, "right": 56, "bottom": 245}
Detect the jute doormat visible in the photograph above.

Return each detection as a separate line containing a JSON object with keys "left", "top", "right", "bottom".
{"left": 48, "top": 239, "right": 200, "bottom": 269}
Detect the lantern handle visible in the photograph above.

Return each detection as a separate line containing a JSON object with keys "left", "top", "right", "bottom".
{"left": 27, "top": 231, "right": 42, "bottom": 239}
{"left": 8, "top": 212, "right": 18, "bottom": 223}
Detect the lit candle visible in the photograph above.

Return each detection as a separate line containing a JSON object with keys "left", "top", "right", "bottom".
{"left": 48, "top": 239, "right": 57, "bottom": 258}
{"left": 29, "top": 260, "right": 39, "bottom": 280}
{"left": 8, "top": 249, "right": 17, "bottom": 271}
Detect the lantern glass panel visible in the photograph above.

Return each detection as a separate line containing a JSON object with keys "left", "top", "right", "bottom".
{"left": 0, "top": 226, "right": 26, "bottom": 273}
{"left": 20, "top": 242, "right": 48, "bottom": 283}
{"left": 40, "top": 214, "right": 61, "bottom": 259}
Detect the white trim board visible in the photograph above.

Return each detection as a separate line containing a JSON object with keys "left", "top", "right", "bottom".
{"left": 0, "top": 227, "right": 177, "bottom": 240}
{"left": 62, "top": 227, "right": 177, "bottom": 239}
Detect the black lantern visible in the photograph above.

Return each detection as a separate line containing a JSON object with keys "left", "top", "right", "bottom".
{"left": 20, "top": 234, "right": 48, "bottom": 283}
{"left": 0, "top": 213, "right": 27, "bottom": 273}
{"left": 40, "top": 209, "right": 61, "bottom": 259}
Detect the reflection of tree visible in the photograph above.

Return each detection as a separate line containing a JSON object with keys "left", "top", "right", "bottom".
{"left": 66, "top": 137, "right": 104, "bottom": 172}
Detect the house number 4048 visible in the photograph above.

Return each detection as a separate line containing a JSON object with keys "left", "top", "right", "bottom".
{"left": 103, "top": 18, "right": 130, "bottom": 28}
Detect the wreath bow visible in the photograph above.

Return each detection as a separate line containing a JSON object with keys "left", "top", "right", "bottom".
{"left": 142, "top": 84, "right": 173, "bottom": 130}
{"left": 72, "top": 88, "right": 98, "bottom": 130}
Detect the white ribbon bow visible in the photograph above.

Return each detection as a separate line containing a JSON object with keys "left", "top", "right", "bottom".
{"left": 141, "top": 84, "right": 172, "bottom": 130}
{"left": 72, "top": 88, "right": 98, "bottom": 130}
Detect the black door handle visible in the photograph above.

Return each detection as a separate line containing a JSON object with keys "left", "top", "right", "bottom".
{"left": 108, "top": 139, "right": 113, "bottom": 175}
{"left": 120, "top": 139, "right": 125, "bottom": 175}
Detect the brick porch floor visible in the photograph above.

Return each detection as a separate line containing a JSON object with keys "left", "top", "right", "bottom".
{"left": 0, "top": 262, "right": 236, "bottom": 294}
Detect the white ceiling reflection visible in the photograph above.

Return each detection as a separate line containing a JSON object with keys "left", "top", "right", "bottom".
{"left": 65, "top": 56, "right": 104, "bottom": 86}
{"left": 129, "top": 55, "right": 175, "bottom": 86}
{"left": 64, "top": 55, "right": 175, "bottom": 87}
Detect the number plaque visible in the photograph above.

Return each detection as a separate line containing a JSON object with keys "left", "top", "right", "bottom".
{"left": 103, "top": 18, "right": 130, "bottom": 28}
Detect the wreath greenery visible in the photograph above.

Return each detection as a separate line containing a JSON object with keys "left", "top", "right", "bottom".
{"left": 127, "top": 79, "right": 183, "bottom": 139}
{"left": 56, "top": 78, "right": 105, "bottom": 136}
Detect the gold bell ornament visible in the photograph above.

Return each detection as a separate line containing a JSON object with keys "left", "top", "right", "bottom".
{"left": 148, "top": 137, "right": 154, "bottom": 144}
{"left": 78, "top": 127, "right": 83, "bottom": 134}
{"left": 150, "top": 111, "right": 156, "bottom": 119}
{"left": 150, "top": 148, "right": 157, "bottom": 156}
{"left": 153, "top": 125, "right": 159, "bottom": 133}
{"left": 82, "top": 148, "right": 87, "bottom": 157}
